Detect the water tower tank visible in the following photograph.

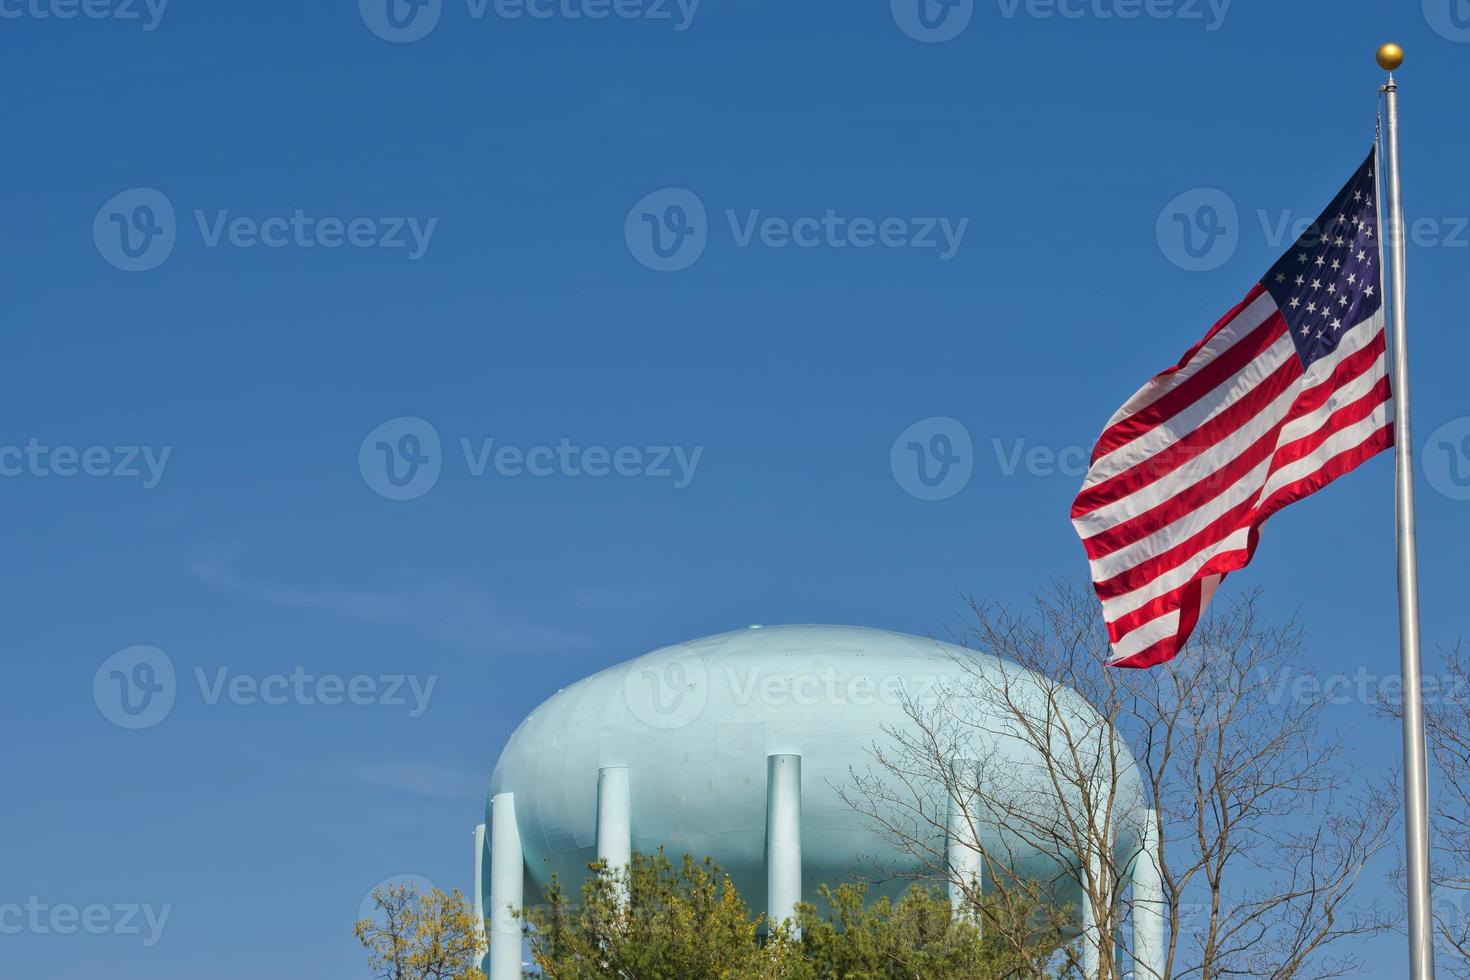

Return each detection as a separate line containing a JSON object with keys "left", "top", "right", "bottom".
{"left": 476, "top": 624, "right": 1161, "bottom": 979}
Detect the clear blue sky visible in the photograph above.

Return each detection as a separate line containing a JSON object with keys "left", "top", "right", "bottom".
{"left": 5, "top": 2, "right": 1469, "bottom": 976}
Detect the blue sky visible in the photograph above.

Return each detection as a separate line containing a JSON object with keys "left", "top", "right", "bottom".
{"left": 4, "top": 1, "right": 1470, "bottom": 976}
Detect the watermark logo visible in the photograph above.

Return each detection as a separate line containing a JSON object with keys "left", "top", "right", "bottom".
{"left": 1156, "top": 188, "right": 1238, "bottom": 272}
{"left": 360, "top": 417, "right": 443, "bottom": 501}
{"left": 0, "top": 440, "right": 171, "bottom": 487}
{"left": 625, "top": 187, "right": 708, "bottom": 272}
{"left": 996, "top": 0, "right": 1230, "bottom": 30}
{"left": 359, "top": 0, "right": 699, "bottom": 42}
{"left": 357, "top": 874, "right": 438, "bottom": 925}
{"left": 94, "top": 647, "right": 437, "bottom": 729}
{"left": 0, "top": 0, "right": 168, "bottom": 30}
{"left": 626, "top": 189, "right": 969, "bottom": 271}
{"left": 94, "top": 188, "right": 176, "bottom": 272}
{"left": 891, "top": 0, "right": 973, "bottom": 42}
{"left": 359, "top": 418, "right": 703, "bottom": 500}
{"left": 0, "top": 898, "right": 171, "bottom": 946}
{"left": 891, "top": 416, "right": 973, "bottom": 500}
{"left": 992, "top": 437, "right": 1089, "bottom": 479}
{"left": 1423, "top": 416, "right": 1470, "bottom": 501}
{"left": 622, "top": 644, "right": 708, "bottom": 730}
{"left": 360, "top": 0, "right": 442, "bottom": 41}
{"left": 1424, "top": 0, "right": 1470, "bottom": 43}
{"left": 93, "top": 646, "right": 176, "bottom": 730}
{"left": 93, "top": 189, "right": 438, "bottom": 271}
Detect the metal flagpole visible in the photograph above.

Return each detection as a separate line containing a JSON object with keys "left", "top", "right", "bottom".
{"left": 1377, "top": 41, "right": 1436, "bottom": 980}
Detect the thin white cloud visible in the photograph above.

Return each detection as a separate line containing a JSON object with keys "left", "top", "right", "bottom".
{"left": 188, "top": 547, "right": 589, "bottom": 651}
{"left": 351, "top": 761, "right": 486, "bottom": 802}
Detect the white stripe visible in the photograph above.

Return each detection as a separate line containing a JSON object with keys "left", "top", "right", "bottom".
{"left": 1082, "top": 331, "right": 1296, "bottom": 493}
{"left": 1109, "top": 610, "right": 1181, "bottom": 662}
{"left": 1274, "top": 349, "right": 1386, "bottom": 448}
{"left": 1298, "top": 311, "right": 1386, "bottom": 388}
{"left": 1076, "top": 316, "right": 1388, "bottom": 538}
{"left": 1101, "top": 526, "right": 1251, "bottom": 622}
{"left": 1257, "top": 402, "right": 1391, "bottom": 503}
{"left": 1074, "top": 370, "right": 1301, "bottom": 538}
{"left": 1090, "top": 291, "right": 1279, "bottom": 468}
{"left": 1084, "top": 452, "right": 1271, "bottom": 582}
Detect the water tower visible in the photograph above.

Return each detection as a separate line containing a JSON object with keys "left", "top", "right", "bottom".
{"left": 474, "top": 624, "right": 1163, "bottom": 978}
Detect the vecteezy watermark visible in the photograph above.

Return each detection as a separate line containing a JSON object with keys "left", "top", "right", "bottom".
{"left": 358, "top": 416, "right": 704, "bottom": 501}
{"left": 992, "top": 437, "right": 1090, "bottom": 479}
{"left": 0, "top": 439, "right": 171, "bottom": 488}
{"left": 93, "top": 646, "right": 438, "bottom": 730}
{"left": 1423, "top": 0, "right": 1470, "bottom": 43}
{"left": 357, "top": 874, "right": 437, "bottom": 926}
{"left": 1262, "top": 665, "right": 1470, "bottom": 709}
{"left": 622, "top": 642, "right": 709, "bottom": 730}
{"left": 623, "top": 648, "right": 946, "bottom": 730}
{"left": 1157, "top": 186, "right": 1470, "bottom": 272}
{"left": 359, "top": 0, "right": 700, "bottom": 43}
{"left": 994, "top": 0, "right": 1230, "bottom": 30}
{"left": 0, "top": 0, "right": 168, "bottom": 30}
{"left": 892, "top": 0, "right": 1228, "bottom": 41}
{"left": 890, "top": 417, "right": 974, "bottom": 500}
{"left": 0, "top": 898, "right": 171, "bottom": 946}
{"left": 624, "top": 188, "right": 970, "bottom": 272}
{"left": 93, "top": 188, "right": 437, "bottom": 272}
{"left": 891, "top": 0, "right": 974, "bottom": 43}
{"left": 1156, "top": 188, "right": 1240, "bottom": 272}
{"left": 1423, "top": 416, "right": 1470, "bottom": 502}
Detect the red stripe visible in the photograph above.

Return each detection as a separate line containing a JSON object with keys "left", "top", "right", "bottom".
{"left": 1073, "top": 329, "right": 1301, "bottom": 518}
{"left": 1082, "top": 415, "right": 1283, "bottom": 560}
{"left": 1278, "top": 332, "right": 1387, "bottom": 427}
{"left": 1269, "top": 377, "right": 1391, "bottom": 470}
{"left": 1090, "top": 285, "right": 1278, "bottom": 464}
{"left": 1256, "top": 423, "right": 1393, "bottom": 520}
{"left": 1102, "top": 424, "right": 1393, "bottom": 670}
{"left": 1094, "top": 494, "right": 1256, "bottom": 599}
{"left": 1095, "top": 371, "right": 1391, "bottom": 598}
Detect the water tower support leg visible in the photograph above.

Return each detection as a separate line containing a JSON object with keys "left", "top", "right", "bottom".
{"left": 766, "top": 753, "right": 803, "bottom": 936}
{"left": 488, "top": 792, "right": 524, "bottom": 980}
{"left": 1082, "top": 847, "right": 1104, "bottom": 979}
{"left": 473, "top": 823, "right": 489, "bottom": 973}
{"left": 946, "top": 758, "right": 982, "bottom": 923}
{"left": 1131, "top": 809, "right": 1165, "bottom": 979}
{"left": 597, "top": 766, "right": 632, "bottom": 903}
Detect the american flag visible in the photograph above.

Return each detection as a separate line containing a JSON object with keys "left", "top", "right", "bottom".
{"left": 1072, "top": 150, "right": 1392, "bottom": 668}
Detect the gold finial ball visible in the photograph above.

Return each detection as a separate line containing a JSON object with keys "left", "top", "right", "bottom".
{"left": 1377, "top": 43, "right": 1404, "bottom": 71}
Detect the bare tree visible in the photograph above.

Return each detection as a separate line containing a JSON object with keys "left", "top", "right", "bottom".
{"left": 1405, "top": 642, "right": 1470, "bottom": 976}
{"left": 841, "top": 583, "right": 1395, "bottom": 980}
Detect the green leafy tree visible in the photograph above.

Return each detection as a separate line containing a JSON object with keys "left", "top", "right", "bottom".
{"left": 520, "top": 850, "right": 1063, "bottom": 979}
{"left": 788, "top": 882, "right": 1064, "bottom": 980}
{"left": 355, "top": 882, "right": 486, "bottom": 980}
{"left": 522, "top": 849, "right": 785, "bottom": 979}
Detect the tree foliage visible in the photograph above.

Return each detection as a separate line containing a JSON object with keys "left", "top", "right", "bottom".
{"left": 355, "top": 882, "right": 486, "bottom": 980}
{"left": 519, "top": 849, "right": 1063, "bottom": 979}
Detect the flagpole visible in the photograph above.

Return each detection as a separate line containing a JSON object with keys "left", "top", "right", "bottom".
{"left": 1377, "top": 41, "right": 1436, "bottom": 980}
